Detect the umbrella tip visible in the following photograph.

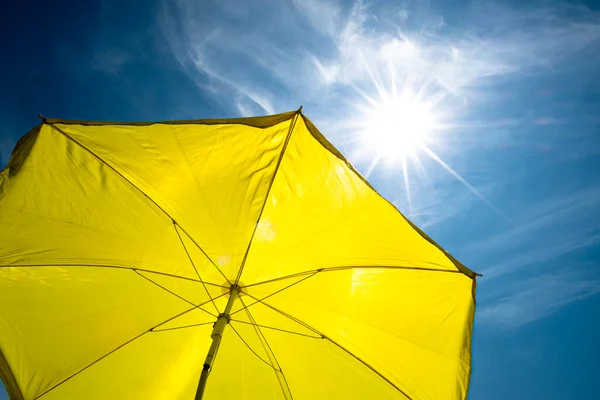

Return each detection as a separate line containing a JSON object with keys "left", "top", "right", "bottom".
{"left": 297, "top": 106, "right": 303, "bottom": 114}
{"left": 38, "top": 114, "right": 47, "bottom": 123}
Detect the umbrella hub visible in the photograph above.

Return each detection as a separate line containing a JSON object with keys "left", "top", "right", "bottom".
{"left": 221, "top": 281, "right": 246, "bottom": 295}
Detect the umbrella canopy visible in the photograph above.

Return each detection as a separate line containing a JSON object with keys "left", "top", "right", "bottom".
{"left": 0, "top": 109, "right": 477, "bottom": 400}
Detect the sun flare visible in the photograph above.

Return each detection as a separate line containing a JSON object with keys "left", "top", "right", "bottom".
{"left": 358, "top": 92, "right": 436, "bottom": 165}
{"left": 350, "top": 85, "right": 511, "bottom": 223}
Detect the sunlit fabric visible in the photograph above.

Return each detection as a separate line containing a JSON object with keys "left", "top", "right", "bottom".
{"left": 0, "top": 110, "right": 477, "bottom": 400}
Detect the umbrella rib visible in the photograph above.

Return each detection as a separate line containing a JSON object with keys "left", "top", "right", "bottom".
{"left": 172, "top": 222, "right": 231, "bottom": 285}
{"left": 173, "top": 221, "right": 221, "bottom": 313}
{"left": 45, "top": 122, "right": 231, "bottom": 284}
{"left": 152, "top": 321, "right": 215, "bottom": 332}
{"left": 323, "top": 337, "right": 413, "bottom": 400}
{"left": 134, "top": 270, "right": 218, "bottom": 317}
{"left": 229, "top": 324, "right": 279, "bottom": 370}
{"left": 233, "top": 109, "right": 302, "bottom": 286}
{"left": 0, "top": 263, "right": 225, "bottom": 286}
{"left": 238, "top": 296, "right": 294, "bottom": 400}
{"left": 229, "top": 319, "right": 322, "bottom": 339}
{"left": 245, "top": 295, "right": 414, "bottom": 400}
{"left": 245, "top": 265, "right": 464, "bottom": 288}
{"left": 33, "top": 296, "right": 222, "bottom": 400}
{"left": 150, "top": 292, "right": 229, "bottom": 332}
{"left": 245, "top": 293, "right": 323, "bottom": 337}
{"left": 230, "top": 271, "right": 319, "bottom": 316}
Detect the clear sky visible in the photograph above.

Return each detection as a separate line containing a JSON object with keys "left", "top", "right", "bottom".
{"left": 1, "top": 0, "right": 599, "bottom": 399}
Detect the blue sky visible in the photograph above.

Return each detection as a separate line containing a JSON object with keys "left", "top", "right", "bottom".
{"left": 1, "top": 0, "right": 599, "bottom": 398}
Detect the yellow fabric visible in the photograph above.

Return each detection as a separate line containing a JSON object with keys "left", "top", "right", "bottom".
{"left": 0, "top": 111, "right": 477, "bottom": 400}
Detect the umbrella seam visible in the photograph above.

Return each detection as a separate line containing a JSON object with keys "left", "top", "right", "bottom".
{"left": 44, "top": 122, "right": 231, "bottom": 284}
{"left": 168, "top": 124, "right": 226, "bottom": 271}
{"left": 233, "top": 108, "right": 302, "bottom": 285}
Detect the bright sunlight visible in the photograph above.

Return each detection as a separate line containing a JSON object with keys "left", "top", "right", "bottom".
{"left": 357, "top": 90, "right": 436, "bottom": 167}
{"left": 350, "top": 85, "right": 511, "bottom": 223}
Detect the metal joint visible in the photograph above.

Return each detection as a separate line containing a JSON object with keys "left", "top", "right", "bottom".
{"left": 216, "top": 313, "right": 231, "bottom": 324}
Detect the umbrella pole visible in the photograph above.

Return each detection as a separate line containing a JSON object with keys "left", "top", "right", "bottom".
{"left": 195, "top": 284, "right": 239, "bottom": 400}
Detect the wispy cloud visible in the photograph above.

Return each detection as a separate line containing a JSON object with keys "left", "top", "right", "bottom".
{"left": 156, "top": 0, "right": 600, "bottom": 122}
{"left": 157, "top": 0, "right": 284, "bottom": 115}
{"left": 298, "top": 0, "right": 600, "bottom": 95}
{"left": 478, "top": 266, "right": 600, "bottom": 328}
{"left": 292, "top": 0, "right": 341, "bottom": 38}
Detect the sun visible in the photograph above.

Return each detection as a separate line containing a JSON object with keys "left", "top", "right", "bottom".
{"left": 358, "top": 91, "right": 436, "bottom": 166}
{"left": 350, "top": 86, "right": 511, "bottom": 224}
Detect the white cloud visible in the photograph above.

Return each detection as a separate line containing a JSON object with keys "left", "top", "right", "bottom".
{"left": 311, "top": 56, "right": 340, "bottom": 85}
{"left": 307, "top": 0, "right": 600, "bottom": 97}
{"left": 156, "top": 0, "right": 600, "bottom": 118}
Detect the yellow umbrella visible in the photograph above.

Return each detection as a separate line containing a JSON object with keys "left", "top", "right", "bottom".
{"left": 0, "top": 109, "right": 478, "bottom": 400}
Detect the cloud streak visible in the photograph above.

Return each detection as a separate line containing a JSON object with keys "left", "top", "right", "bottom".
{"left": 157, "top": 0, "right": 294, "bottom": 116}
{"left": 478, "top": 266, "right": 600, "bottom": 328}
{"left": 472, "top": 186, "right": 600, "bottom": 327}
{"left": 473, "top": 186, "right": 600, "bottom": 277}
